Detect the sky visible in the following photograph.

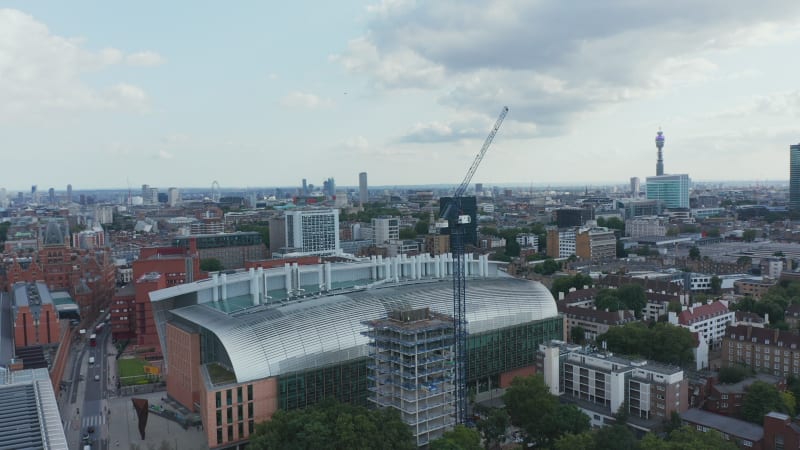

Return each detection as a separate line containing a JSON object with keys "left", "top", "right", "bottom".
{"left": 1, "top": 1, "right": 800, "bottom": 191}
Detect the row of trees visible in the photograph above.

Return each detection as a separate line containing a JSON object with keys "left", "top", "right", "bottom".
{"left": 598, "top": 322, "right": 696, "bottom": 366}
{"left": 594, "top": 285, "right": 647, "bottom": 318}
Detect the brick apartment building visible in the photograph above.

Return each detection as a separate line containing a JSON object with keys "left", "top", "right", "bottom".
{"left": 173, "top": 232, "right": 267, "bottom": 270}
{"left": 722, "top": 325, "right": 800, "bottom": 377}
{"left": 11, "top": 282, "right": 61, "bottom": 349}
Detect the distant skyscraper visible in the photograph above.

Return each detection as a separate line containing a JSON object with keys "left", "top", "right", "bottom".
{"left": 646, "top": 174, "right": 690, "bottom": 209}
{"left": 323, "top": 177, "right": 336, "bottom": 198}
{"left": 475, "top": 183, "right": 483, "bottom": 194}
{"left": 655, "top": 129, "right": 665, "bottom": 176}
{"left": 66, "top": 184, "right": 72, "bottom": 204}
{"left": 302, "top": 179, "right": 308, "bottom": 196}
{"left": 630, "top": 177, "right": 640, "bottom": 197}
{"left": 359, "top": 172, "right": 368, "bottom": 206}
{"left": 48, "top": 187, "right": 55, "bottom": 204}
{"left": 791, "top": 143, "right": 800, "bottom": 211}
{"left": 31, "top": 185, "right": 37, "bottom": 203}
{"left": 168, "top": 187, "right": 181, "bottom": 207}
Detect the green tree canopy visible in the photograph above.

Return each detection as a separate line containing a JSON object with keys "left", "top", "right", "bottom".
{"left": 476, "top": 408, "right": 509, "bottom": 450}
{"left": 414, "top": 221, "right": 430, "bottom": 235}
{"left": 594, "top": 285, "right": 647, "bottom": 318}
{"left": 200, "top": 258, "right": 224, "bottom": 272}
{"left": 503, "top": 375, "right": 589, "bottom": 448}
{"left": 599, "top": 322, "right": 695, "bottom": 366}
{"left": 742, "top": 229, "right": 757, "bottom": 242}
{"left": 505, "top": 238, "right": 521, "bottom": 257}
{"left": 718, "top": 365, "right": 753, "bottom": 384}
{"left": 430, "top": 425, "right": 481, "bottom": 450}
{"left": 737, "top": 255, "right": 753, "bottom": 267}
{"left": 248, "top": 399, "right": 414, "bottom": 450}
{"left": 571, "top": 326, "right": 586, "bottom": 345}
{"left": 550, "top": 273, "right": 593, "bottom": 297}
{"left": 237, "top": 223, "right": 270, "bottom": 247}
{"left": 689, "top": 246, "right": 701, "bottom": 260}
{"left": 741, "top": 380, "right": 789, "bottom": 423}
{"left": 534, "top": 258, "right": 561, "bottom": 275}
{"left": 710, "top": 276, "right": 722, "bottom": 295}
{"left": 640, "top": 426, "right": 738, "bottom": 450}
{"left": 399, "top": 227, "right": 416, "bottom": 239}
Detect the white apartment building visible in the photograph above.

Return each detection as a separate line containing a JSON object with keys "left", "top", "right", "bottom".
{"left": 516, "top": 234, "right": 539, "bottom": 248}
{"left": 539, "top": 341, "right": 687, "bottom": 430}
{"left": 625, "top": 216, "right": 667, "bottom": 238}
{"left": 559, "top": 230, "right": 576, "bottom": 258}
{"left": 284, "top": 209, "right": 341, "bottom": 256}
{"left": 669, "top": 300, "right": 734, "bottom": 349}
{"left": 371, "top": 217, "right": 400, "bottom": 245}
{"left": 168, "top": 187, "right": 181, "bottom": 207}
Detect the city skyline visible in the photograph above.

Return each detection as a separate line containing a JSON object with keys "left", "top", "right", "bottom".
{"left": 1, "top": 2, "right": 799, "bottom": 189}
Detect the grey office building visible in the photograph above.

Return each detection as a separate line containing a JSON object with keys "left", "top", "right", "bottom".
{"left": 791, "top": 144, "right": 800, "bottom": 211}
{"left": 359, "top": 172, "right": 368, "bottom": 206}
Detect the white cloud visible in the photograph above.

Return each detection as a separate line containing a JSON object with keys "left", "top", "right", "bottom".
{"left": 0, "top": 8, "right": 161, "bottom": 120}
{"left": 335, "top": 1, "right": 800, "bottom": 138}
{"left": 280, "top": 91, "right": 334, "bottom": 109}
{"left": 155, "top": 150, "right": 174, "bottom": 160}
{"left": 344, "top": 135, "right": 369, "bottom": 150}
{"left": 126, "top": 51, "right": 166, "bottom": 66}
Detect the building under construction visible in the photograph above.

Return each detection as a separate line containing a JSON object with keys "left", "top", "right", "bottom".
{"left": 364, "top": 308, "right": 456, "bottom": 447}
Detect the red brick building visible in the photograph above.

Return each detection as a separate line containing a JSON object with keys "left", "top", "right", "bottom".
{"left": 705, "top": 374, "right": 785, "bottom": 419}
{"left": 11, "top": 282, "right": 61, "bottom": 348}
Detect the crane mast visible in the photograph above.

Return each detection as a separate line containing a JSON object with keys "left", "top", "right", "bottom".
{"left": 440, "top": 106, "right": 508, "bottom": 425}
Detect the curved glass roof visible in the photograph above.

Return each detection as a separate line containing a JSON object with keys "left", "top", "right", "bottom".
{"left": 170, "top": 277, "right": 557, "bottom": 383}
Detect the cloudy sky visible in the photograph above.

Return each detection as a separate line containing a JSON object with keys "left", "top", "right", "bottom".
{"left": 1, "top": 1, "right": 799, "bottom": 191}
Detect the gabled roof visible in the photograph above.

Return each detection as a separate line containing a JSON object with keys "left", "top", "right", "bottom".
{"left": 678, "top": 301, "right": 730, "bottom": 325}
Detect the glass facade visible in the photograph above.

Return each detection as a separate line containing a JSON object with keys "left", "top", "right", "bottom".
{"left": 173, "top": 232, "right": 262, "bottom": 249}
{"left": 645, "top": 174, "right": 690, "bottom": 209}
{"left": 276, "top": 316, "right": 563, "bottom": 411}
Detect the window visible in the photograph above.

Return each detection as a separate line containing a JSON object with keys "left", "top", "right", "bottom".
{"left": 227, "top": 407, "right": 233, "bottom": 424}
{"left": 226, "top": 389, "right": 232, "bottom": 406}
{"left": 228, "top": 425, "right": 233, "bottom": 442}
{"left": 247, "top": 384, "right": 253, "bottom": 401}
{"left": 215, "top": 392, "right": 221, "bottom": 408}
{"left": 237, "top": 386, "right": 243, "bottom": 403}
{"left": 216, "top": 410, "right": 222, "bottom": 426}
{"left": 216, "top": 428, "right": 223, "bottom": 444}
{"left": 238, "top": 404, "right": 243, "bottom": 421}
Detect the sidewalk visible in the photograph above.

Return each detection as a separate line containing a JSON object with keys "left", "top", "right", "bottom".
{"left": 107, "top": 392, "right": 209, "bottom": 450}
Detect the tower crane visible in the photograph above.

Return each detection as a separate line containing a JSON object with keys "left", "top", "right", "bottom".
{"left": 438, "top": 106, "right": 508, "bottom": 424}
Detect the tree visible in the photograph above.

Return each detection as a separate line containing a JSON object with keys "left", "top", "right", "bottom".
{"left": 605, "top": 217, "right": 625, "bottom": 232}
{"left": 430, "top": 425, "right": 482, "bottom": 450}
{"left": 399, "top": 227, "right": 416, "bottom": 239}
{"left": 640, "top": 426, "right": 738, "bottom": 450}
{"left": 706, "top": 228, "right": 721, "bottom": 238}
{"left": 599, "top": 322, "right": 695, "bottom": 366}
{"left": 553, "top": 432, "right": 594, "bottom": 450}
{"left": 248, "top": 399, "right": 414, "bottom": 450}
{"left": 737, "top": 255, "right": 753, "bottom": 267}
{"left": 200, "top": 258, "right": 224, "bottom": 272}
{"left": 534, "top": 258, "right": 560, "bottom": 276}
{"left": 414, "top": 221, "right": 430, "bottom": 235}
{"left": 718, "top": 365, "right": 753, "bottom": 384}
{"left": 710, "top": 276, "right": 722, "bottom": 295}
{"left": 476, "top": 408, "right": 509, "bottom": 450}
{"left": 237, "top": 223, "right": 270, "bottom": 247}
{"left": 550, "top": 273, "right": 593, "bottom": 297}
{"left": 593, "top": 425, "right": 638, "bottom": 450}
{"left": 505, "top": 239, "right": 521, "bottom": 257}
{"left": 774, "top": 251, "right": 785, "bottom": 257}
{"left": 689, "top": 246, "right": 701, "bottom": 260}
{"left": 618, "top": 284, "right": 647, "bottom": 318}
{"left": 742, "top": 229, "right": 757, "bottom": 242}
{"left": 741, "top": 381, "right": 788, "bottom": 423}
{"left": 503, "top": 375, "right": 589, "bottom": 448}
{"left": 571, "top": 326, "right": 586, "bottom": 345}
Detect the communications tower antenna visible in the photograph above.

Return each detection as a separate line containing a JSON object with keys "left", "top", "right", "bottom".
{"left": 438, "top": 106, "right": 508, "bottom": 424}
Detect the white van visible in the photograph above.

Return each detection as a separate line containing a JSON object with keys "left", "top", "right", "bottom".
{"left": 88, "top": 356, "right": 95, "bottom": 365}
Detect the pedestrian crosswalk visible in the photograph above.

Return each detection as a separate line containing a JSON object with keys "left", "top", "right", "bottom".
{"left": 82, "top": 414, "right": 106, "bottom": 427}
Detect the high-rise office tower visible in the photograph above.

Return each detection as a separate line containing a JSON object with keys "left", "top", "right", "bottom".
{"left": 646, "top": 174, "right": 690, "bottom": 209}
{"left": 302, "top": 179, "right": 308, "bottom": 196}
{"left": 359, "top": 172, "right": 368, "bottom": 206}
{"left": 630, "top": 177, "right": 640, "bottom": 197}
{"left": 48, "top": 188, "right": 55, "bottom": 204}
{"left": 791, "top": 143, "right": 800, "bottom": 211}
{"left": 655, "top": 129, "right": 665, "bottom": 176}
{"left": 475, "top": 183, "right": 483, "bottom": 194}
{"left": 66, "top": 184, "right": 72, "bottom": 204}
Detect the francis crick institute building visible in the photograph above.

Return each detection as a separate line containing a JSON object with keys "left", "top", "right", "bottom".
{"left": 148, "top": 254, "right": 561, "bottom": 448}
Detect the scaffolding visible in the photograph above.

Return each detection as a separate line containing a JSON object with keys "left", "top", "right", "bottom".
{"left": 363, "top": 308, "right": 456, "bottom": 447}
